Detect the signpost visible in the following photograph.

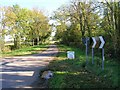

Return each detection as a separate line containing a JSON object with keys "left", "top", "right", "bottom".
{"left": 82, "top": 36, "right": 105, "bottom": 70}
{"left": 99, "top": 36, "right": 105, "bottom": 70}
{"left": 91, "top": 36, "right": 105, "bottom": 70}
{"left": 85, "top": 37, "right": 89, "bottom": 65}
{"left": 92, "top": 37, "right": 97, "bottom": 64}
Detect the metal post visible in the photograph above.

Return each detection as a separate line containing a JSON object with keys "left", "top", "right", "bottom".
{"left": 102, "top": 48, "right": 105, "bottom": 70}
{"left": 92, "top": 48, "right": 94, "bottom": 64}
{"left": 86, "top": 38, "right": 88, "bottom": 65}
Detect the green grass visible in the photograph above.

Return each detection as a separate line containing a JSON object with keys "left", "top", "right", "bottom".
{"left": 2, "top": 44, "right": 49, "bottom": 57}
{"left": 47, "top": 44, "right": 119, "bottom": 88}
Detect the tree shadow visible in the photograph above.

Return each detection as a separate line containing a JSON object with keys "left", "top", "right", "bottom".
{"left": 1, "top": 45, "right": 58, "bottom": 89}
{"left": 47, "top": 59, "right": 113, "bottom": 88}
{"left": 1, "top": 59, "right": 49, "bottom": 89}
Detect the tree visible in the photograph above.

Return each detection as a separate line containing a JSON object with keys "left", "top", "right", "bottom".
{"left": 2, "top": 5, "right": 50, "bottom": 48}
{"left": 53, "top": 0, "right": 100, "bottom": 46}
{"left": 27, "top": 8, "right": 50, "bottom": 45}
{"left": 3, "top": 5, "right": 26, "bottom": 49}
{"left": 99, "top": 0, "right": 120, "bottom": 57}
{"left": 0, "top": 6, "right": 8, "bottom": 52}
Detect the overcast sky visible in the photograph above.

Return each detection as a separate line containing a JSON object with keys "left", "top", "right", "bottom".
{"left": 0, "top": 0, "right": 69, "bottom": 16}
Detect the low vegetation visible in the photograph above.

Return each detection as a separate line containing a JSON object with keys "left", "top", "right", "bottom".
{"left": 1, "top": 44, "right": 49, "bottom": 57}
{"left": 47, "top": 44, "right": 119, "bottom": 88}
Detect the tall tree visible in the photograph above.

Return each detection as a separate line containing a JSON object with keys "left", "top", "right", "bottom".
{"left": 100, "top": 0, "right": 120, "bottom": 57}
{"left": 2, "top": 5, "right": 50, "bottom": 48}
{"left": 0, "top": 6, "right": 8, "bottom": 52}
{"left": 53, "top": 0, "right": 100, "bottom": 46}
{"left": 27, "top": 8, "right": 50, "bottom": 45}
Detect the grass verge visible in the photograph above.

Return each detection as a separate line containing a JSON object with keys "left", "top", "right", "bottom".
{"left": 1, "top": 44, "right": 49, "bottom": 57}
{"left": 47, "top": 44, "right": 119, "bottom": 88}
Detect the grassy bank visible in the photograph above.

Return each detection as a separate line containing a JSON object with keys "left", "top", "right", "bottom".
{"left": 1, "top": 44, "right": 49, "bottom": 57}
{"left": 47, "top": 44, "right": 119, "bottom": 88}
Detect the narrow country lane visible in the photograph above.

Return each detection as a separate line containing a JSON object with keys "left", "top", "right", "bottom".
{"left": 0, "top": 45, "right": 58, "bottom": 88}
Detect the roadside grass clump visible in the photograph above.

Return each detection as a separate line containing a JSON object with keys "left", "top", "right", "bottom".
{"left": 48, "top": 44, "right": 119, "bottom": 88}
{"left": 2, "top": 44, "right": 49, "bottom": 57}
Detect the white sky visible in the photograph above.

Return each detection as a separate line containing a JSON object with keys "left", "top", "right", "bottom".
{"left": 0, "top": 0, "right": 69, "bottom": 16}
{"left": 0, "top": 0, "right": 70, "bottom": 39}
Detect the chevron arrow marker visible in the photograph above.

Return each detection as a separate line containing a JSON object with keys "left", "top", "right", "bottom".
{"left": 92, "top": 37, "right": 96, "bottom": 48}
{"left": 99, "top": 36, "right": 105, "bottom": 49}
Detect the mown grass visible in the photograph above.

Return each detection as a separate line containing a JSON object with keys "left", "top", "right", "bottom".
{"left": 2, "top": 44, "right": 49, "bottom": 57}
{"left": 47, "top": 44, "right": 119, "bottom": 88}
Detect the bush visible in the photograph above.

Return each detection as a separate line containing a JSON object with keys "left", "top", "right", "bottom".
{"left": 2, "top": 46, "right": 11, "bottom": 53}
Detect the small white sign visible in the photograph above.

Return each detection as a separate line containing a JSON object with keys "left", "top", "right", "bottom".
{"left": 67, "top": 51, "right": 75, "bottom": 59}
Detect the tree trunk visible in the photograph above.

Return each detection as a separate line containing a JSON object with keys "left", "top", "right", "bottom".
{"left": 112, "top": 2, "right": 117, "bottom": 56}
{"left": 14, "top": 35, "right": 21, "bottom": 49}
{"left": 37, "top": 37, "right": 39, "bottom": 45}
{"left": 32, "top": 38, "right": 34, "bottom": 46}
{"left": 0, "top": 36, "right": 5, "bottom": 52}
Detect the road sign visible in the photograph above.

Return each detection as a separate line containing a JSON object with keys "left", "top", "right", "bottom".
{"left": 99, "top": 36, "right": 105, "bottom": 70}
{"left": 82, "top": 36, "right": 105, "bottom": 70}
{"left": 67, "top": 51, "right": 75, "bottom": 59}
{"left": 82, "top": 38, "right": 86, "bottom": 45}
{"left": 99, "top": 36, "right": 105, "bottom": 49}
{"left": 82, "top": 37, "right": 90, "bottom": 45}
{"left": 92, "top": 37, "right": 97, "bottom": 48}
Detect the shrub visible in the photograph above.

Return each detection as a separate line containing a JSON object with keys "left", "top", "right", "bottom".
{"left": 2, "top": 46, "right": 11, "bottom": 52}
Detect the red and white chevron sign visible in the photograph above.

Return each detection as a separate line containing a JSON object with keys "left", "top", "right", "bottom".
{"left": 99, "top": 36, "right": 105, "bottom": 49}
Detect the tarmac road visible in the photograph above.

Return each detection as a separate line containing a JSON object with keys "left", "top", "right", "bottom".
{"left": 0, "top": 44, "right": 58, "bottom": 89}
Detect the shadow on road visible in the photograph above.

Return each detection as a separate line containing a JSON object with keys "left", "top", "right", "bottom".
{"left": 1, "top": 44, "right": 58, "bottom": 89}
